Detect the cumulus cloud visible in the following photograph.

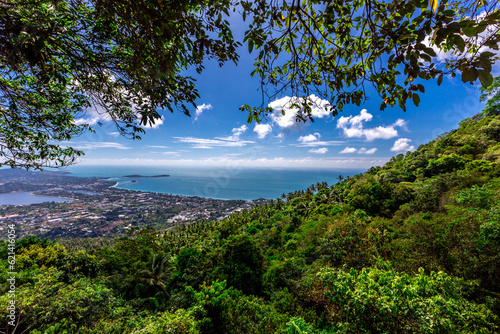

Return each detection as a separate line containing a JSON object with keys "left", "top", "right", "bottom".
{"left": 194, "top": 103, "right": 213, "bottom": 122}
{"left": 293, "top": 132, "right": 343, "bottom": 147}
{"left": 141, "top": 116, "right": 164, "bottom": 129}
{"left": 358, "top": 147, "right": 378, "bottom": 155}
{"left": 253, "top": 124, "right": 273, "bottom": 139}
{"left": 423, "top": 12, "right": 500, "bottom": 63}
{"left": 336, "top": 109, "right": 407, "bottom": 141}
{"left": 309, "top": 147, "right": 328, "bottom": 154}
{"left": 268, "top": 94, "right": 333, "bottom": 129}
{"left": 74, "top": 104, "right": 112, "bottom": 126}
{"left": 339, "top": 146, "right": 357, "bottom": 154}
{"left": 391, "top": 138, "right": 416, "bottom": 153}
{"left": 298, "top": 132, "right": 321, "bottom": 143}
{"left": 75, "top": 102, "right": 165, "bottom": 130}
{"left": 231, "top": 125, "right": 248, "bottom": 138}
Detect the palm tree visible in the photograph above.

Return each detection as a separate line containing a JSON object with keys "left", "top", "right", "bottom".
{"left": 137, "top": 253, "right": 172, "bottom": 299}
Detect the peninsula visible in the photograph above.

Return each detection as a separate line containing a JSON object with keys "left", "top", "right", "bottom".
{"left": 122, "top": 174, "right": 170, "bottom": 178}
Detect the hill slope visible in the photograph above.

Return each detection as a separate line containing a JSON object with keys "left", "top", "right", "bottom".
{"left": 1, "top": 113, "right": 500, "bottom": 333}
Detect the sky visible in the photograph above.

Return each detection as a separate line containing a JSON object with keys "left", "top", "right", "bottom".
{"left": 67, "top": 13, "right": 498, "bottom": 171}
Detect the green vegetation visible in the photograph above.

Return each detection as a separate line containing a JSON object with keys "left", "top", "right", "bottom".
{"left": 2, "top": 111, "right": 500, "bottom": 332}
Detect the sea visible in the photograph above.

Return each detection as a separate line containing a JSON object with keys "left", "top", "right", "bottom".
{"left": 66, "top": 166, "right": 365, "bottom": 201}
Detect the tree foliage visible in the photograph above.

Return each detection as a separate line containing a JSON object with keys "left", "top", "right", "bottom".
{"left": 481, "top": 74, "right": 500, "bottom": 115}
{"left": 241, "top": 0, "right": 500, "bottom": 121}
{"left": 1, "top": 0, "right": 500, "bottom": 170}
{"left": 0, "top": 0, "right": 239, "bottom": 169}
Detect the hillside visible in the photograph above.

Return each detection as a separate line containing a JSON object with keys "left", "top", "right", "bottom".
{"left": 1, "top": 112, "right": 500, "bottom": 333}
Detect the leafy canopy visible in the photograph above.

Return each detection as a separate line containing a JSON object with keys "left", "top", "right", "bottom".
{"left": 481, "top": 75, "right": 500, "bottom": 115}
{"left": 240, "top": 0, "right": 500, "bottom": 121}
{"left": 0, "top": 0, "right": 239, "bottom": 169}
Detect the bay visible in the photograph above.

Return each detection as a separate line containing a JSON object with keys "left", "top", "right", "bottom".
{"left": 0, "top": 191, "right": 73, "bottom": 206}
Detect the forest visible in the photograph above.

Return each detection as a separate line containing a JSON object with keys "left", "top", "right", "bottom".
{"left": 1, "top": 106, "right": 499, "bottom": 333}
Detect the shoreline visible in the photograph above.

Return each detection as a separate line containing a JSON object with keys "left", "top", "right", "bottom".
{"left": 30, "top": 191, "right": 76, "bottom": 202}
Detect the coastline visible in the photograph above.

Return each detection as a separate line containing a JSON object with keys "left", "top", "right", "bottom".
{"left": 30, "top": 191, "right": 76, "bottom": 202}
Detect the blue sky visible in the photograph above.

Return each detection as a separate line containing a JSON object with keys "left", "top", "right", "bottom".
{"left": 68, "top": 17, "right": 496, "bottom": 170}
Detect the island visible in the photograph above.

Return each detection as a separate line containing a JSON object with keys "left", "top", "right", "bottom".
{"left": 122, "top": 174, "right": 170, "bottom": 178}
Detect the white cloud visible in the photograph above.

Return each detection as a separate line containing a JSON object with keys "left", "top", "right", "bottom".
{"left": 393, "top": 118, "right": 409, "bottom": 130}
{"left": 423, "top": 13, "right": 500, "bottom": 63}
{"left": 268, "top": 94, "right": 333, "bottom": 129}
{"left": 253, "top": 124, "right": 272, "bottom": 139}
{"left": 146, "top": 145, "right": 169, "bottom": 149}
{"left": 339, "top": 146, "right": 357, "bottom": 154}
{"left": 194, "top": 103, "right": 213, "bottom": 122}
{"left": 358, "top": 147, "right": 378, "bottom": 155}
{"left": 141, "top": 116, "right": 164, "bottom": 129}
{"left": 362, "top": 126, "right": 399, "bottom": 141}
{"left": 107, "top": 132, "right": 120, "bottom": 137}
{"left": 339, "top": 146, "right": 377, "bottom": 154}
{"left": 391, "top": 138, "right": 416, "bottom": 153}
{"left": 75, "top": 104, "right": 112, "bottom": 126}
{"left": 231, "top": 125, "right": 248, "bottom": 137}
{"left": 64, "top": 141, "right": 130, "bottom": 150}
{"left": 309, "top": 147, "right": 328, "bottom": 154}
{"left": 174, "top": 135, "right": 255, "bottom": 149}
{"left": 294, "top": 141, "right": 343, "bottom": 148}
{"left": 293, "top": 132, "right": 343, "bottom": 147}
{"left": 298, "top": 132, "right": 321, "bottom": 143}
{"left": 215, "top": 125, "right": 249, "bottom": 142}
{"left": 336, "top": 109, "right": 407, "bottom": 141}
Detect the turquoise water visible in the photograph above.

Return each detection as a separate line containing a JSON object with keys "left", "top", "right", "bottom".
{"left": 67, "top": 166, "right": 364, "bottom": 200}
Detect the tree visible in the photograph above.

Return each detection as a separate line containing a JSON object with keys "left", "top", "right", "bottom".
{"left": 480, "top": 75, "right": 500, "bottom": 115}
{"left": 240, "top": 0, "right": 500, "bottom": 120}
{"left": 1, "top": 0, "right": 499, "bottom": 169}
{"left": 137, "top": 253, "right": 173, "bottom": 299}
{"left": 0, "top": 0, "right": 239, "bottom": 169}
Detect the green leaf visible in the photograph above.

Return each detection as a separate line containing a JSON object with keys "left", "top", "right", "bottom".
{"left": 454, "top": 35, "right": 465, "bottom": 52}
{"left": 478, "top": 70, "right": 493, "bottom": 88}
{"left": 480, "top": 51, "right": 496, "bottom": 59}
{"left": 248, "top": 39, "right": 254, "bottom": 53}
{"left": 461, "top": 67, "right": 477, "bottom": 83}
{"left": 437, "top": 74, "right": 443, "bottom": 86}
{"left": 412, "top": 93, "right": 420, "bottom": 107}
{"left": 462, "top": 26, "right": 476, "bottom": 37}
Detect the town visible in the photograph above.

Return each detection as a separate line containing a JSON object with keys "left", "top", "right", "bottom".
{"left": 0, "top": 169, "right": 267, "bottom": 239}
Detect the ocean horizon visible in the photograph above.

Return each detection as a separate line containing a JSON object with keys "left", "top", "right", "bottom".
{"left": 66, "top": 165, "right": 365, "bottom": 201}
